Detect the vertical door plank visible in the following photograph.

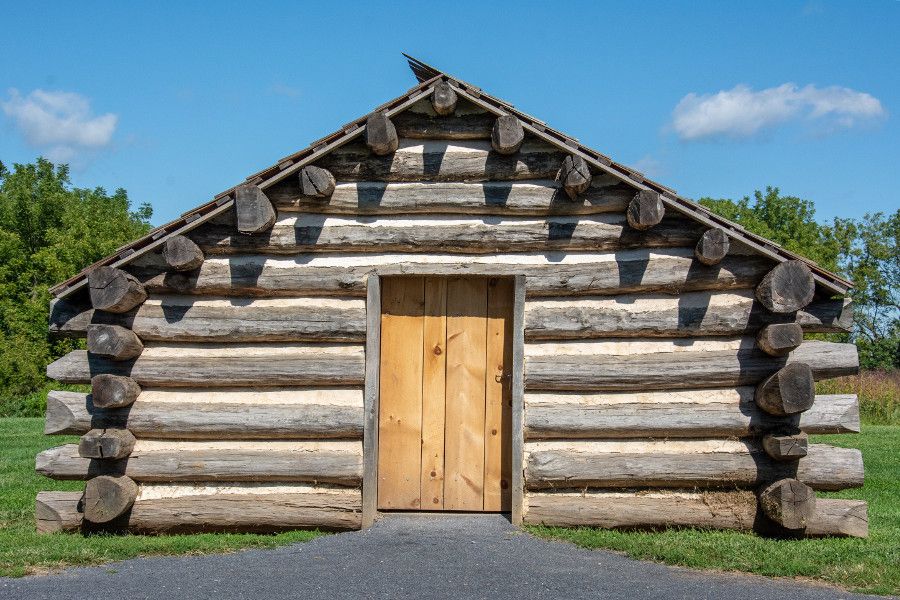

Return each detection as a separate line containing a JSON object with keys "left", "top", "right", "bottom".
{"left": 484, "top": 278, "right": 514, "bottom": 511}
{"left": 420, "top": 277, "right": 447, "bottom": 511}
{"left": 444, "top": 277, "right": 488, "bottom": 511}
{"left": 377, "top": 277, "right": 425, "bottom": 510}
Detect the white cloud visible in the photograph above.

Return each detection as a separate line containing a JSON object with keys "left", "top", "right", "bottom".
{"left": 671, "top": 83, "right": 885, "bottom": 141}
{"left": 1, "top": 88, "right": 118, "bottom": 163}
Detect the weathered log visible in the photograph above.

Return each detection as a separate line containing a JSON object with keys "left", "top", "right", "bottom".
{"left": 431, "top": 81, "right": 457, "bottom": 116}
{"left": 757, "top": 323, "right": 804, "bottom": 356}
{"left": 558, "top": 155, "right": 592, "bottom": 199}
{"left": 83, "top": 475, "right": 138, "bottom": 523}
{"left": 762, "top": 432, "right": 809, "bottom": 461}
{"left": 190, "top": 214, "right": 705, "bottom": 255}
{"left": 36, "top": 441, "right": 363, "bottom": 485}
{"left": 695, "top": 228, "right": 730, "bottom": 265}
{"left": 86, "top": 324, "right": 143, "bottom": 360}
{"left": 365, "top": 111, "right": 399, "bottom": 155}
{"left": 35, "top": 491, "right": 84, "bottom": 533}
{"left": 756, "top": 260, "right": 815, "bottom": 314}
{"left": 91, "top": 374, "right": 141, "bottom": 409}
{"left": 523, "top": 490, "right": 867, "bottom": 537}
{"left": 755, "top": 363, "right": 816, "bottom": 416}
{"left": 524, "top": 292, "right": 852, "bottom": 340}
{"left": 88, "top": 266, "right": 147, "bottom": 313}
{"left": 759, "top": 478, "right": 816, "bottom": 530}
{"left": 299, "top": 165, "right": 336, "bottom": 198}
{"left": 78, "top": 428, "right": 136, "bottom": 459}
{"left": 525, "top": 341, "right": 858, "bottom": 391}
{"left": 235, "top": 184, "right": 276, "bottom": 234}
{"left": 524, "top": 390, "right": 860, "bottom": 439}
{"left": 45, "top": 388, "right": 364, "bottom": 439}
{"left": 391, "top": 109, "right": 495, "bottom": 140}
{"left": 47, "top": 345, "right": 365, "bottom": 387}
{"left": 626, "top": 190, "right": 665, "bottom": 230}
{"left": 162, "top": 235, "right": 204, "bottom": 271}
{"left": 524, "top": 440, "right": 863, "bottom": 491}
{"left": 491, "top": 115, "right": 525, "bottom": 155}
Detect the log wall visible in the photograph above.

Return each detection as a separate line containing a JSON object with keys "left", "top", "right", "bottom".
{"left": 39, "top": 95, "right": 863, "bottom": 537}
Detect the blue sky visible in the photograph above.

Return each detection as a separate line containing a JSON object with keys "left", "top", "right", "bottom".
{"left": 1, "top": 1, "right": 897, "bottom": 225}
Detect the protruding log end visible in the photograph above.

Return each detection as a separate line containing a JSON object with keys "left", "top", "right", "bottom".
{"left": 88, "top": 266, "right": 147, "bottom": 314}
{"left": 83, "top": 475, "right": 139, "bottom": 524}
{"left": 86, "top": 324, "right": 143, "bottom": 361}
{"left": 235, "top": 184, "right": 276, "bottom": 234}
{"left": 759, "top": 478, "right": 816, "bottom": 530}
{"left": 299, "top": 165, "right": 336, "bottom": 198}
{"left": 626, "top": 190, "right": 665, "bottom": 230}
{"left": 79, "top": 428, "right": 136, "bottom": 460}
{"left": 695, "top": 228, "right": 730, "bottom": 265}
{"left": 365, "top": 111, "right": 399, "bottom": 156}
{"left": 36, "top": 491, "right": 83, "bottom": 534}
{"left": 756, "top": 362, "right": 816, "bottom": 416}
{"left": 431, "top": 81, "right": 458, "bottom": 116}
{"left": 763, "top": 431, "right": 809, "bottom": 461}
{"left": 162, "top": 235, "right": 204, "bottom": 271}
{"left": 756, "top": 260, "right": 816, "bottom": 314}
{"left": 491, "top": 115, "right": 525, "bottom": 155}
{"left": 91, "top": 374, "right": 141, "bottom": 408}
{"left": 558, "top": 155, "right": 593, "bottom": 199}
{"left": 757, "top": 323, "right": 804, "bottom": 357}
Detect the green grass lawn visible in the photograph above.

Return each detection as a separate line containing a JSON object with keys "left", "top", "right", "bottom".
{"left": 528, "top": 425, "right": 900, "bottom": 596}
{"left": 0, "top": 418, "right": 324, "bottom": 577}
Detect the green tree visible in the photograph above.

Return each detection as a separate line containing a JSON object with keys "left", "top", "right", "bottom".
{"left": 0, "top": 158, "right": 152, "bottom": 412}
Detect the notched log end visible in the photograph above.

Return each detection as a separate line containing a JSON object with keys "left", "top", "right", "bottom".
{"left": 759, "top": 478, "right": 816, "bottom": 530}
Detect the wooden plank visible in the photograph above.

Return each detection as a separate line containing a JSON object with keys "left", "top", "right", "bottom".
{"left": 420, "top": 277, "right": 447, "bottom": 510}
{"left": 377, "top": 277, "right": 424, "bottom": 509}
{"left": 444, "top": 277, "right": 488, "bottom": 511}
{"left": 484, "top": 278, "right": 513, "bottom": 511}
{"left": 362, "top": 274, "right": 381, "bottom": 527}
{"left": 510, "top": 275, "right": 526, "bottom": 525}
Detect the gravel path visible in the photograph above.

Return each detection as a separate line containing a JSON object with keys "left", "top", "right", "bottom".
{"left": 1, "top": 514, "right": 888, "bottom": 600}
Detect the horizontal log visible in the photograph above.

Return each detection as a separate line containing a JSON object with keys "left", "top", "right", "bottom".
{"left": 392, "top": 106, "right": 492, "bottom": 139}
{"left": 523, "top": 490, "right": 867, "bottom": 537}
{"left": 266, "top": 179, "right": 635, "bottom": 216}
{"left": 83, "top": 475, "right": 138, "bottom": 523}
{"left": 88, "top": 266, "right": 147, "bottom": 314}
{"left": 36, "top": 440, "right": 363, "bottom": 485}
{"left": 46, "top": 344, "right": 365, "bottom": 387}
{"left": 524, "top": 440, "right": 863, "bottom": 491}
{"left": 524, "top": 390, "right": 860, "bottom": 439}
{"left": 79, "top": 428, "right": 136, "bottom": 459}
{"left": 756, "top": 260, "right": 815, "bottom": 314}
{"left": 524, "top": 292, "right": 852, "bottom": 340}
{"left": 35, "top": 485, "right": 362, "bottom": 533}
{"left": 45, "top": 388, "right": 364, "bottom": 439}
{"left": 525, "top": 340, "right": 858, "bottom": 391}
{"left": 125, "top": 250, "right": 773, "bottom": 299}
{"left": 189, "top": 214, "right": 704, "bottom": 255}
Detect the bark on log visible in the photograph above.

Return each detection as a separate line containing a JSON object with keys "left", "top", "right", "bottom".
{"left": 190, "top": 214, "right": 705, "bottom": 255}
{"left": 759, "top": 478, "right": 816, "bottom": 529}
{"left": 762, "top": 432, "right": 809, "bottom": 461}
{"left": 365, "top": 112, "right": 399, "bottom": 155}
{"left": 91, "top": 374, "right": 141, "bottom": 408}
{"left": 695, "top": 228, "right": 730, "bottom": 265}
{"left": 79, "top": 428, "right": 136, "bottom": 459}
{"left": 523, "top": 490, "right": 867, "bottom": 537}
{"left": 35, "top": 491, "right": 84, "bottom": 533}
{"left": 525, "top": 341, "right": 858, "bottom": 391}
{"left": 83, "top": 475, "right": 139, "bottom": 523}
{"left": 299, "top": 165, "right": 336, "bottom": 198}
{"left": 491, "top": 115, "right": 525, "bottom": 155}
{"left": 627, "top": 190, "right": 664, "bottom": 230}
{"left": 524, "top": 292, "right": 852, "bottom": 340}
{"left": 45, "top": 389, "right": 365, "bottom": 439}
{"left": 756, "top": 260, "right": 816, "bottom": 314}
{"left": 558, "top": 155, "right": 592, "bottom": 199}
{"left": 47, "top": 346, "right": 365, "bottom": 387}
{"left": 36, "top": 441, "right": 363, "bottom": 485}
{"left": 757, "top": 323, "right": 804, "bottom": 357}
{"left": 524, "top": 391, "right": 860, "bottom": 439}
{"left": 86, "top": 324, "right": 143, "bottom": 360}
{"left": 524, "top": 441, "right": 863, "bottom": 491}
{"left": 235, "top": 184, "right": 276, "bottom": 234}
{"left": 431, "top": 81, "right": 458, "bottom": 116}
{"left": 755, "top": 363, "right": 816, "bottom": 416}
{"left": 88, "top": 266, "right": 147, "bottom": 313}
{"left": 162, "top": 235, "right": 204, "bottom": 271}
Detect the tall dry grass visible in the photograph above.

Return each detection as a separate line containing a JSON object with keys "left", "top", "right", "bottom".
{"left": 817, "top": 370, "right": 900, "bottom": 425}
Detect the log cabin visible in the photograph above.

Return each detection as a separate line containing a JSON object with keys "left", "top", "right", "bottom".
{"left": 36, "top": 55, "right": 866, "bottom": 538}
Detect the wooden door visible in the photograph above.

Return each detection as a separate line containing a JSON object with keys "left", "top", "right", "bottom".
{"left": 378, "top": 276, "right": 513, "bottom": 512}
